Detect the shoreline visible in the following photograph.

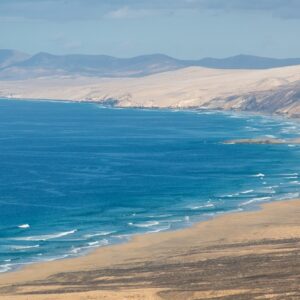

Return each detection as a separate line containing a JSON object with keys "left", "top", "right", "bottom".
{"left": 2, "top": 96, "right": 300, "bottom": 122}
{"left": 1, "top": 205, "right": 248, "bottom": 275}
{"left": 1, "top": 198, "right": 300, "bottom": 299}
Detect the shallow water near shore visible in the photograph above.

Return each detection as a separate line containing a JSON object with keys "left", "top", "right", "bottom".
{"left": 0, "top": 99, "right": 300, "bottom": 273}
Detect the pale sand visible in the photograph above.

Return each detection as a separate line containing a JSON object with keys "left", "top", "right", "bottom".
{"left": 1, "top": 65, "right": 300, "bottom": 117}
{"left": 1, "top": 199, "right": 300, "bottom": 299}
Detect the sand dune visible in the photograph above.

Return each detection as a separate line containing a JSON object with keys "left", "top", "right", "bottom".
{"left": 1, "top": 65, "right": 300, "bottom": 117}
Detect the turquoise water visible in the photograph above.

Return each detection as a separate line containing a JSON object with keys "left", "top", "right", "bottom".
{"left": 0, "top": 99, "right": 300, "bottom": 273}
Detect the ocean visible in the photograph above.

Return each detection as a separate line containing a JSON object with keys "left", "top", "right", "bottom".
{"left": 0, "top": 99, "right": 299, "bottom": 273}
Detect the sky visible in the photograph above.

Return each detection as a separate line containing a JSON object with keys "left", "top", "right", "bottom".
{"left": 1, "top": 0, "right": 300, "bottom": 59}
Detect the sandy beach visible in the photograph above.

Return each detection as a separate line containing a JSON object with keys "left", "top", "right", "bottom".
{"left": 0, "top": 199, "right": 300, "bottom": 299}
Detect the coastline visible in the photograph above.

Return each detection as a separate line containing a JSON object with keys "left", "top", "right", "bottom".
{"left": 0, "top": 99, "right": 300, "bottom": 270}
{"left": 1, "top": 98, "right": 300, "bottom": 299}
{"left": 2, "top": 96, "right": 300, "bottom": 122}
{"left": 1, "top": 199, "right": 300, "bottom": 299}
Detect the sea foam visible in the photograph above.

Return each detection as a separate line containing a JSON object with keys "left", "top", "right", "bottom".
{"left": 84, "top": 231, "right": 115, "bottom": 238}
{"left": 18, "top": 224, "right": 30, "bottom": 229}
{"left": 14, "top": 230, "right": 77, "bottom": 241}
{"left": 240, "top": 196, "right": 272, "bottom": 206}
{"left": 128, "top": 221, "right": 160, "bottom": 228}
{"left": 11, "top": 244, "right": 40, "bottom": 250}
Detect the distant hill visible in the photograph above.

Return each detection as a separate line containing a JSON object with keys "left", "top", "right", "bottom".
{"left": 0, "top": 49, "right": 30, "bottom": 69}
{"left": 1, "top": 50, "right": 300, "bottom": 80}
{"left": 193, "top": 54, "right": 300, "bottom": 69}
{"left": 0, "top": 52, "right": 184, "bottom": 79}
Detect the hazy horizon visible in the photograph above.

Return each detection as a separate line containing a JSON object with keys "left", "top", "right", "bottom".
{"left": 1, "top": 0, "right": 300, "bottom": 59}
{"left": 3, "top": 49, "right": 300, "bottom": 61}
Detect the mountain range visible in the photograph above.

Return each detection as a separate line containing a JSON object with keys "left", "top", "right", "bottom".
{"left": 1, "top": 49, "right": 300, "bottom": 80}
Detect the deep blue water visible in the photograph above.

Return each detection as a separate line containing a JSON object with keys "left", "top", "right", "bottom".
{"left": 0, "top": 99, "right": 300, "bottom": 273}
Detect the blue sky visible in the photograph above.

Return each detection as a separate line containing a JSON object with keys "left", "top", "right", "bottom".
{"left": 1, "top": 0, "right": 300, "bottom": 58}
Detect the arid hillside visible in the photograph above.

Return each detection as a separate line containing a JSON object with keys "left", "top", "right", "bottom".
{"left": 1, "top": 65, "right": 300, "bottom": 117}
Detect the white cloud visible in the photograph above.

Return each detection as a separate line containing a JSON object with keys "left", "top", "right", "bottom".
{"left": 106, "top": 6, "right": 156, "bottom": 19}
